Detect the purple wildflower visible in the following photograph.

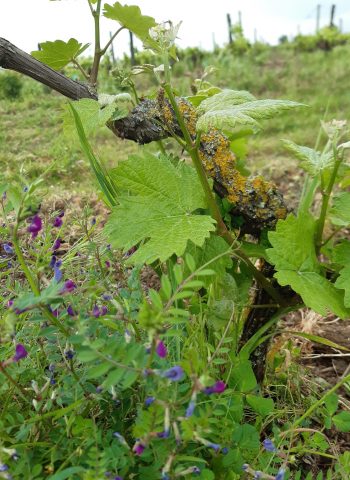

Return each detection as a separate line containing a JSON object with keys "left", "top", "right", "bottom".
{"left": 105, "top": 260, "right": 111, "bottom": 268}
{"left": 161, "top": 366, "right": 184, "bottom": 382}
{"left": 221, "top": 447, "right": 229, "bottom": 455}
{"left": 203, "top": 380, "right": 226, "bottom": 395}
{"left": 156, "top": 340, "right": 167, "bottom": 358}
{"left": 157, "top": 430, "right": 170, "bottom": 438}
{"left": 92, "top": 305, "right": 107, "bottom": 317}
{"left": 67, "top": 305, "right": 75, "bottom": 316}
{"left": 13, "top": 344, "right": 28, "bottom": 362}
{"left": 3, "top": 243, "right": 14, "bottom": 254}
{"left": 114, "top": 477, "right": 123, "bottom": 480}
{"left": 51, "top": 309, "right": 59, "bottom": 318}
{"left": 53, "top": 216, "right": 63, "bottom": 228}
{"left": 58, "top": 211, "right": 65, "bottom": 218}
{"left": 242, "top": 464, "right": 249, "bottom": 471}
{"left": 185, "top": 400, "right": 196, "bottom": 417}
{"left": 52, "top": 238, "right": 61, "bottom": 250}
{"left": 91, "top": 218, "right": 96, "bottom": 226}
{"left": 133, "top": 441, "right": 145, "bottom": 456}
{"left": 263, "top": 438, "right": 277, "bottom": 452}
{"left": 49, "top": 255, "right": 57, "bottom": 268}
{"left": 23, "top": 186, "right": 28, "bottom": 192}
{"left": 7, "top": 299, "right": 14, "bottom": 308}
{"left": 60, "top": 280, "right": 76, "bottom": 294}
{"left": 64, "top": 350, "right": 75, "bottom": 360}
{"left": 254, "top": 472, "right": 262, "bottom": 479}
{"left": 191, "top": 467, "right": 201, "bottom": 475}
{"left": 0, "top": 465, "right": 9, "bottom": 472}
{"left": 27, "top": 215, "right": 42, "bottom": 238}
{"left": 275, "top": 468, "right": 286, "bottom": 480}
{"left": 145, "top": 396, "right": 155, "bottom": 407}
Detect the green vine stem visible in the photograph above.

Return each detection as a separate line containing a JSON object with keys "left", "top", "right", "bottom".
{"left": 315, "top": 145, "right": 343, "bottom": 254}
{"left": 162, "top": 55, "right": 286, "bottom": 307}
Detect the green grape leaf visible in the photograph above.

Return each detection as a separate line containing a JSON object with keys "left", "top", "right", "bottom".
{"left": 333, "top": 411, "right": 350, "bottom": 432}
{"left": 282, "top": 140, "right": 334, "bottom": 176}
{"left": 184, "top": 235, "right": 232, "bottom": 287}
{"left": 330, "top": 192, "right": 350, "bottom": 226}
{"left": 63, "top": 98, "right": 116, "bottom": 136}
{"left": 335, "top": 265, "right": 350, "bottom": 308}
{"left": 267, "top": 213, "right": 349, "bottom": 318}
{"left": 103, "top": 2, "right": 157, "bottom": 43}
{"left": 197, "top": 89, "right": 256, "bottom": 113}
{"left": 31, "top": 38, "right": 89, "bottom": 70}
{"left": 106, "top": 153, "right": 216, "bottom": 264}
{"left": 197, "top": 95, "right": 305, "bottom": 133}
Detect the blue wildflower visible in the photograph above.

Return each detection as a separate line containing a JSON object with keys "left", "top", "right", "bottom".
{"left": 145, "top": 396, "right": 155, "bottom": 407}
{"left": 263, "top": 438, "right": 278, "bottom": 452}
{"left": 3, "top": 243, "right": 14, "bottom": 254}
{"left": 275, "top": 468, "right": 286, "bottom": 480}
{"left": 185, "top": 400, "right": 196, "bottom": 417}
{"left": 161, "top": 366, "right": 184, "bottom": 382}
{"left": 0, "top": 464, "right": 9, "bottom": 472}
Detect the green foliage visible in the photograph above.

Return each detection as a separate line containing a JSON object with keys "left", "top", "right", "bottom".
{"left": 197, "top": 91, "right": 305, "bottom": 133}
{"left": 330, "top": 192, "right": 350, "bottom": 226}
{"left": 106, "top": 153, "right": 216, "bottom": 263}
{"left": 103, "top": 2, "right": 157, "bottom": 43}
{"left": 63, "top": 98, "right": 116, "bottom": 136}
{"left": 267, "top": 213, "right": 349, "bottom": 318}
{"left": 0, "top": 73, "right": 23, "bottom": 100}
{"left": 282, "top": 140, "right": 334, "bottom": 176}
{"left": 31, "top": 38, "right": 89, "bottom": 70}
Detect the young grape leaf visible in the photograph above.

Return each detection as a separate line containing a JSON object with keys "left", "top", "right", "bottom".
{"left": 329, "top": 192, "right": 350, "bottom": 226}
{"left": 282, "top": 140, "right": 334, "bottom": 176}
{"left": 103, "top": 2, "right": 156, "bottom": 43}
{"left": 267, "top": 213, "right": 349, "bottom": 318}
{"left": 63, "top": 98, "right": 116, "bottom": 136}
{"left": 31, "top": 39, "right": 89, "bottom": 70}
{"left": 106, "top": 153, "right": 216, "bottom": 264}
{"left": 197, "top": 96, "right": 305, "bottom": 133}
{"left": 197, "top": 89, "right": 256, "bottom": 113}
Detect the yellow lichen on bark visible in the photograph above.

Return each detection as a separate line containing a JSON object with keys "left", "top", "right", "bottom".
{"left": 158, "top": 95, "right": 288, "bottom": 229}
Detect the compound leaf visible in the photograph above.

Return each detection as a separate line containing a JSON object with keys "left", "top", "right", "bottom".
{"left": 282, "top": 140, "right": 334, "bottom": 176}
{"left": 106, "top": 153, "right": 216, "bottom": 264}
{"left": 31, "top": 38, "right": 89, "bottom": 70}
{"left": 184, "top": 235, "right": 232, "bottom": 287}
{"left": 103, "top": 2, "right": 156, "bottom": 43}
{"left": 267, "top": 213, "right": 349, "bottom": 318}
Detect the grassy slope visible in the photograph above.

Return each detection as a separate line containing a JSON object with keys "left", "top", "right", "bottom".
{"left": 1, "top": 44, "right": 349, "bottom": 199}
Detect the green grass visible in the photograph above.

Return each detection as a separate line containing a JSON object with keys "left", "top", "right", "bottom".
{"left": 1, "top": 43, "right": 350, "bottom": 198}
